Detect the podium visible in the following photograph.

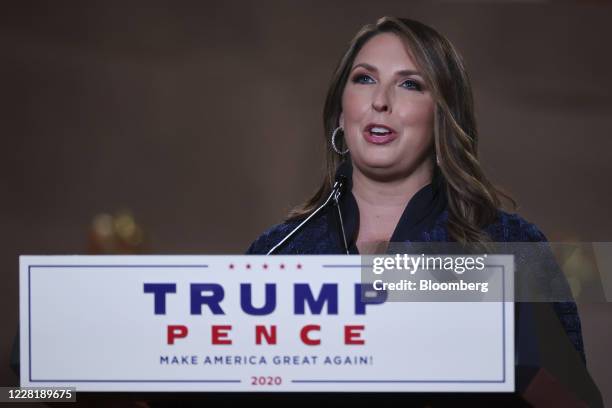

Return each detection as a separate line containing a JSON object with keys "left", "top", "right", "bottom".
{"left": 16, "top": 255, "right": 601, "bottom": 406}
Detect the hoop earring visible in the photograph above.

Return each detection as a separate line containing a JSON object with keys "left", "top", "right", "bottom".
{"left": 331, "top": 126, "right": 349, "bottom": 155}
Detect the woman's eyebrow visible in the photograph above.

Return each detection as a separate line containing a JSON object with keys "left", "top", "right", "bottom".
{"left": 351, "top": 62, "right": 422, "bottom": 77}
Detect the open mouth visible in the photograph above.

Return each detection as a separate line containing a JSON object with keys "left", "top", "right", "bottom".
{"left": 363, "top": 124, "right": 397, "bottom": 145}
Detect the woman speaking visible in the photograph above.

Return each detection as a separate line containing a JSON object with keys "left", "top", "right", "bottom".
{"left": 247, "top": 16, "right": 594, "bottom": 402}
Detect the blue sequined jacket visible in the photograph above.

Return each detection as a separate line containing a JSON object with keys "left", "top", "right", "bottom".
{"left": 246, "top": 166, "right": 586, "bottom": 371}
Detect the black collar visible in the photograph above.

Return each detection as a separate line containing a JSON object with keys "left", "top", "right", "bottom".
{"left": 327, "top": 159, "right": 447, "bottom": 254}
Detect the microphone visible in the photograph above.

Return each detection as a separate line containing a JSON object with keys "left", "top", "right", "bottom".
{"left": 332, "top": 164, "right": 350, "bottom": 254}
{"left": 267, "top": 161, "right": 351, "bottom": 255}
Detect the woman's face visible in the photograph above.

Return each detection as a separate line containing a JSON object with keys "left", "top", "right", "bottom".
{"left": 340, "top": 32, "right": 435, "bottom": 180}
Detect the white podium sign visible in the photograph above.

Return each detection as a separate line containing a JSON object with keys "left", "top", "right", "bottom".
{"left": 19, "top": 255, "right": 514, "bottom": 392}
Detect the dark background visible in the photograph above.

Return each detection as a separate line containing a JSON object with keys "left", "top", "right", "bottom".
{"left": 1, "top": 1, "right": 611, "bottom": 405}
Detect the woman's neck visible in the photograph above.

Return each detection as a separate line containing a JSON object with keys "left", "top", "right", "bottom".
{"left": 351, "top": 163, "right": 433, "bottom": 253}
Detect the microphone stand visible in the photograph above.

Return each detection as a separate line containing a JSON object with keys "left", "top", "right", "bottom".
{"left": 267, "top": 177, "right": 350, "bottom": 255}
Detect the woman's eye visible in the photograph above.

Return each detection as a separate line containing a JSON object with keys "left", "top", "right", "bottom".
{"left": 352, "top": 74, "right": 375, "bottom": 84}
{"left": 401, "top": 79, "right": 422, "bottom": 91}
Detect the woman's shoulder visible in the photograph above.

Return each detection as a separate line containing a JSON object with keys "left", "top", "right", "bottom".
{"left": 429, "top": 209, "right": 549, "bottom": 242}
{"left": 245, "top": 213, "right": 332, "bottom": 254}
{"left": 485, "top": 210, "right": 549, "bottom": 242}
{"left": 245, "top": 220, "right": 302, "bottom": 254}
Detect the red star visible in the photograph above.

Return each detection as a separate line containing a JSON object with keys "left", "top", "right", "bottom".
{"left": 280, "top": 263, "right": 285, "bottom": 269}
{"left": 297, "top": 263, "right": 302, "bottom": 269}
{"left": 263, "top": 263, "right": 268, "bottom": 269}
{"left": 229, "top": 264, "right": 234, "bottom": 269}
{"left": 246, "top": 264, "right": 251, "bottom": 269}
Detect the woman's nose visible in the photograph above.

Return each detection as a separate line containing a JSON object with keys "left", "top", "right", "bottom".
{"left": 372, "top": 87, "right": 391, "bottom": 113}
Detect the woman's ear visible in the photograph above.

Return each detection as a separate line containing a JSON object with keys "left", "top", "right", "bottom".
{"left": 339, "top": 112, "right": 344, "bottom": 129}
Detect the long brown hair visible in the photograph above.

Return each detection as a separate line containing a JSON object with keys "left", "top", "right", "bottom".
{"left": 288, "top": 16, "right": 515, "bottom": 243}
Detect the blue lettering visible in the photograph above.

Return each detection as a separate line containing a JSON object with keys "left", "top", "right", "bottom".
{"left": 294, "top": 283, "right": 338, "bottom": 315}
{"left": 144, "top": 283, "right": 176, "bottom": 315}
{"left": 240, "top": 283, "right": 276, "bottom": 315}
{"left": 190, "top": 283, "right": 225, "bottom": 315}
{"left": 355, "top": 283, "right": 387, "bottom": 315}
